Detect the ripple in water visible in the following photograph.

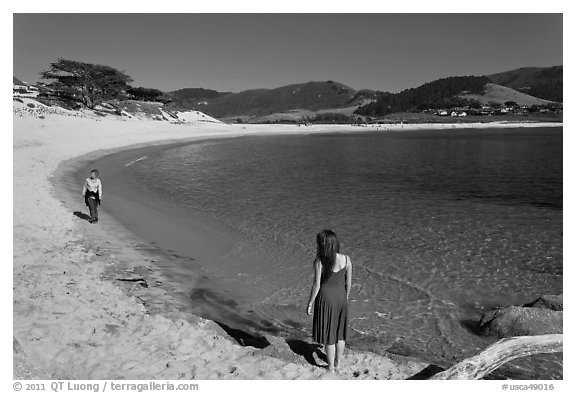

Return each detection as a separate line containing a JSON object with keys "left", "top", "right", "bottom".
{"left": 124, "top": 128, "right": 562, "bottom": 379}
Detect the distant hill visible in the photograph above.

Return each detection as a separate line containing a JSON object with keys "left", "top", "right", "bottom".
{"left": 354, "top": 76, "right": 491, "bottom": 116}
{"left": 460, "top": 83, "right": 553, "bottom": 106}
{"left": 354, "top": 67, "right": 562, "bottom": 117}
{"left": 16, "top": 63, "right": 559, "bottom": 123}
{"left": 167, "top": 81, "right": 377, "bottom": 118}
{"left": 487, "top": 66, "right": 562, "bottom": 102}
{"left": 166, "top": 87, "right": 229, "bottom": 107}
{"left": 13, "top": 76, "right": 25, "bottom": 85}
{"left": 162, "top": 66, "right": 561, "bottom": 122}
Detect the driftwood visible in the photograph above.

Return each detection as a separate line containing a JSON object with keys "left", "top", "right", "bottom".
{"left": 431, "top": 334, "right": 563, "bottom": 380}
{"left": 116, "top": 277, "right": 148, "bottom": 288}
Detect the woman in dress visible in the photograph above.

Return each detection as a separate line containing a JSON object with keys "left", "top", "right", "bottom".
{"left": 306, "top": 229, "right": 352, "bottom": 373}
{"left": 82, "top": 169, "right": 102, "bottom": 223}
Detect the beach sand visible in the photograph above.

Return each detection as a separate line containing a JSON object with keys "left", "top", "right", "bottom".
{"left": 13, "top": 102, "right": 561, "bottom": 380}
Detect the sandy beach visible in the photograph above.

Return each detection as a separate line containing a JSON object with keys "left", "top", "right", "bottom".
{"left": 12, "top": 100, "right": 561, "bottom": 380}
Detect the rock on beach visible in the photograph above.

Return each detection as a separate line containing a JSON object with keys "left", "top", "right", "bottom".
{"left": 478, "top": 295, "right": 563, "bottom": 338}
{"left": 523, "top": 295, "right": 563, "bottom": 311}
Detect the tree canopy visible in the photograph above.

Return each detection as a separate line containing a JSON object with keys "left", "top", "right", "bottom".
{"left": 40, "top": 58, "right": 133, "bottom": 108}
{"left": 355, "top": 76, "right": 490, "bottom": 116}
{"left": 126, "top": 86, "right": 164, "bottom": 102}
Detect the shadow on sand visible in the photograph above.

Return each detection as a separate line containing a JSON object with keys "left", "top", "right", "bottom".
{"left": 286, "top": 338, "right": 326, "bottom": 366}
{"left": 215, "top": 321, "right": 270, "bottom": 349}
{"left": 73, "top": 211, "right": 92, "bottom": 222}
{"left": 214, "top": 321, "right": 328, "bottom": 367}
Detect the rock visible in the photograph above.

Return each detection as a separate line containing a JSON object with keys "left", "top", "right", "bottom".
{"left": 524, "top": 295, "right": 563, "bottom": 311}
{"left": 478, "top": 306, "right": 563, "bottom": 338}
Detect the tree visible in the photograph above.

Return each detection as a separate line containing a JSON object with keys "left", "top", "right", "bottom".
{"left": 40, "top": 58, "right": 133, "bottom": 109}
{"left": 127, "top": 86, "right": 164, "bottom": 101}
{"left": 467, "top": 99, "right": 482, "bottom": 109}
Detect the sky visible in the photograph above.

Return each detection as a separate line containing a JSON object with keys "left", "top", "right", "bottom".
{"left": 13, "top": 13, "right": 563, "bottom": 93}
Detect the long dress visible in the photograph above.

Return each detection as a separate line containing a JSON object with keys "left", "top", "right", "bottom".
{"left": 313, "top": 257, "right": 348, "bottom": 345}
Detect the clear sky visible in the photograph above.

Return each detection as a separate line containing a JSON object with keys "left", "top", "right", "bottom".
{"left": 13, "top": 13, "right": 562, "bottom": 93}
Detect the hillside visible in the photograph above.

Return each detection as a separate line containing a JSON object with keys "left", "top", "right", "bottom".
{"left": 13, "top": 96, "right": 221, "bottom": 125}
{"left": 354, "top": 76, "right": 491, "bottom": 117}
{"left": 168, "top": 81, "right": 377, "bottom": 118}
{"left": 165, "top": 66, "right": 562, "bottom": 122}
{"left": 487, "top": 66, "right": 562, "bottom": 102}
{"left": 222, "top": 105, "right": 363, "bottom": 124}
{"left": 167, "top": 88, "right": 229, "bottom": 108}
{"left": 14, "top": 63, "right": 561, "bottom": 124}
{"left": 354, "top": 69, "right": 562, "bottom": 118}
{"left": 460, "top": 83, "right": 553, "bottom": 106}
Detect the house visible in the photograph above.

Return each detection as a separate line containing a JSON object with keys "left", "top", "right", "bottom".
{"left": 13, "top": 81, "right": 39, "bottom": 98}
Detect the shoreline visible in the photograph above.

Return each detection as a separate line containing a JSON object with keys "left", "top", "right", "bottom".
{"left": 13, "top": 109, "right": 562, "bottom": 379}
{"left": 13, "top": 113, "right": 430, "bottom": 379}
{"left": 57, "top": 137, "right": 286, "bottom": 337}
{"left": 64, "top": 124, "right": 565, "bottom": 342}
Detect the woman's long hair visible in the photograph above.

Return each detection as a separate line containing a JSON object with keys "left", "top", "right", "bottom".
{"left": 316, "top": 229, "right": 340, "bottom": 283}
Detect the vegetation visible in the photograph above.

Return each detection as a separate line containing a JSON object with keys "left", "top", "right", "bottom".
{"left": 126, "top": 86, "right": 164, "bottom": 102}
{"left": 170, "top": 87, "right": 228, "bottom": 100}
{"left": 170, "top": 81, "right": 377, "bottom": 118}
{"left": 523, "top": 68, "right": 562, "bottom": 102}
{"left": 40, "top": 58, "right": 133, "bottom": 109}
{"left": 487, "top": 66, "right": 562, "bottom": 102}
{"left": 354, "top": 76, "right": 490, "bottom": 116}
{"left": 18, "top": 59, "right": 561, "bottom": 123}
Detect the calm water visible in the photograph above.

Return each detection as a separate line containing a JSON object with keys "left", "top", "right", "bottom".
{"left": 114, "top": 127, "right": 563, "bottom": 378}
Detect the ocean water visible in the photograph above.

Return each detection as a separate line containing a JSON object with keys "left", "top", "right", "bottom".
{"left": 102, "top": 127, "right": 563, "bottom": 378}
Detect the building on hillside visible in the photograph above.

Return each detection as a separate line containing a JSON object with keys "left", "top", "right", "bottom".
{"left": 13, "top": 82, "right": 38, "bottom": 98}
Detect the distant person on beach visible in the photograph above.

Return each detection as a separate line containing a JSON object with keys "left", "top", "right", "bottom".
{"left": 306, "top": 230, "right": 352, "bottom": 373}
{"left": 82, "top": 169, "right": 102, "bottom": 223}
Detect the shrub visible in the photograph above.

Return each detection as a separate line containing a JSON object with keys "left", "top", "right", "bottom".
{"left": 27, "top": 103, "right": 35, "bottom": 108}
